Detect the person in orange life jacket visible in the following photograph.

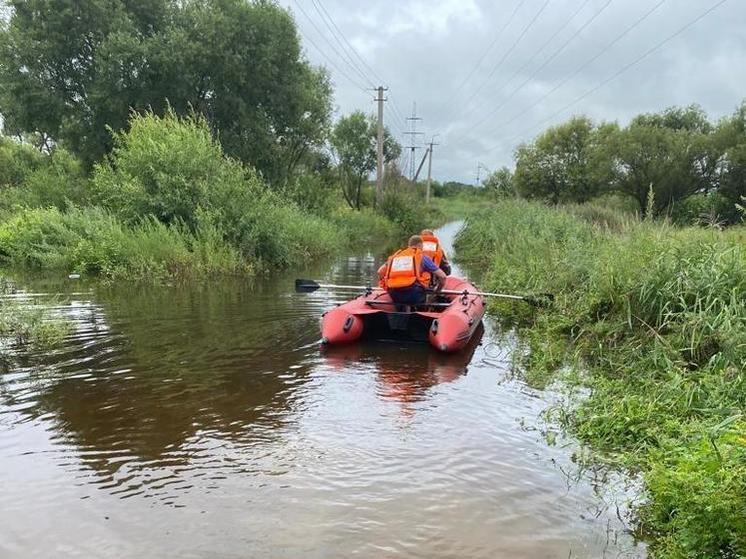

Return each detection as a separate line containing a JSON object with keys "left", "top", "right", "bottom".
{"left": 420, "top": 229, "right": 451, "bottom": 276}
{"left": 377, "top": 235, "right": 446, "bottom": 306}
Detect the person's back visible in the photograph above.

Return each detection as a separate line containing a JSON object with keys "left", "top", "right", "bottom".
{"left": 420, "top": 229, "right": 451, "bottom": 276}
{"left": 378, "top": 235, "right": 446, "bottom": 307}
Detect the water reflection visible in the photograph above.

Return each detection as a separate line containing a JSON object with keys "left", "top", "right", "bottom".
{"left": 323, "top": 324, "right": 483, "bottom": 415}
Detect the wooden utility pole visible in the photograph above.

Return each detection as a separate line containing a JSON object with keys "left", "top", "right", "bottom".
{"left": 426, "top": 136, "right": 439, "bottom": 204}
{"left": 375, "top": 86, "right": 386, "bottom": 207}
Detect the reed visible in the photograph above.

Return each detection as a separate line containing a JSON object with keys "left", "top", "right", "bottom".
{"left": 456, "top": 199, "right": 746, "bottom": 558}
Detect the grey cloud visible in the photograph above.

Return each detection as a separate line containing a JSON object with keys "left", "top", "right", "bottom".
{"left": 284, "top": 0, "right": 745, "bottom": 182}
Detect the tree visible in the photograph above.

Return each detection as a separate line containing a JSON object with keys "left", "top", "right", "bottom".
{"left": 716, "top": 102, "right": 746, "bottom": 216}
{"left": 0, "top": 0, "right": 332, "bottom": 183}
{"left": 483, "top": 167, "right": 515, "bottom": 198}
{"left": 608, "top": 120, "right": 703, "bottom": 216}
{"left": 513, "top": 116, "right": 614, "bottom": 204}
{"left": 330, "top": 111, "right": 400, "bottom": 210}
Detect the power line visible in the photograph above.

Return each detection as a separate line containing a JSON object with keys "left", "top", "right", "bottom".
{"left": 291, "top": 0, "right": 369, "bottom": 91}
{"left": 464, "top": 0, "right": 613, "bottom": 136}
{"left": 442, "top": 0, "right": 527, "bottom": 111}
{"left": 304, "top": 0, "right": 409, "bottom": 148}
{"left": 456, "top": 0, "right": 551, "bottom": 120}
{"left": 484, "top": 0, "right": 668, "bottom": 139}
{"left": 485, "top": 0, "right": 729, "bottom": 154}
{"left": 448, "top": 0, "right": 605, "bottom": 145}
{"left": 312, "top": 0, "right": 386, "bottom": 86}
{"left": 309, "top": 0, "right": 374, "bottom": 88}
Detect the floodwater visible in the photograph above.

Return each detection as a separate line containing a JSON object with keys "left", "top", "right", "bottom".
{"left": 0, "top": 222, "right": 645, "bottom": 558}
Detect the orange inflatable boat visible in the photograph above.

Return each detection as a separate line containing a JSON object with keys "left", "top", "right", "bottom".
{"left": 319, "top": 276, "right": 485, "bottom": 353}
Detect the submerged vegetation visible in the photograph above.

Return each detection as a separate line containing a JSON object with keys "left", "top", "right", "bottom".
{"left": 456, "top": 199, "right": 745, "bottom": 558}
{"left": 0, "top": 279, "right": 70, "bottom": 352}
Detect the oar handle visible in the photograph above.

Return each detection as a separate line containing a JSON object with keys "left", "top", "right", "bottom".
{"left": 438, "top": 289, "right": 525, "bottom": 300}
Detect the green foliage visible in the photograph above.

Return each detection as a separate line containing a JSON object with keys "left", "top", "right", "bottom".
{"left": 280, "top": 172, "right": 339, "bottom": 216}
{"left": 482, "top": 166, "right": 515, "bottom": 198}
{"left": 5, "top": 147, "right": 88, "bottom": 210}
{"left": 330, "top": 207, "right": 397, "bottom": 246}
{"left": 456, "top": 199, "right": 746, "bottom": 556}
{"left": 0, "top": 136, "right": 46, "bottom": 187}
{"left": 645, "top": 426, "right": 746, "bottom": 558}
{"left": 90, "top": 110, "right": 257, "bottom": 229}
{"left": 670, "top": 192, "right": 740, "bottom": 227}
{"left": 378, "top": 186, "right": 427, "bottom": 235}
{"left": 330, "top": 111, "right": 401, "bottom": 209}
{"left": 0, "top": 0, "right": 332, "bottom": 182}
{"left": 0, "top": 100, "right": 430, "bottom": 281}
{"left": 514, "top": 116, "right": 615, "bottom": 204}
{"left": 0, "top": 206, "right": 249, "bottom": 279}
{"left": 509, "top": 102, "right": 746, "bottom": 223}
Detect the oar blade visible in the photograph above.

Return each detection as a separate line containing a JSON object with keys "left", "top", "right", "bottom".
{"left": 524, "top": 293, "right": 555, "bottom": 308}
{"left": 295, "top": 279, "right": 321, "bottom": 293}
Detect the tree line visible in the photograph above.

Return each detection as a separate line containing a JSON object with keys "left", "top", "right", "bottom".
{"left": 485, "top": 104, "right": 746, "bottom": 224}
{"left": 0, "top": 0, "right": 429, "bottom": 216}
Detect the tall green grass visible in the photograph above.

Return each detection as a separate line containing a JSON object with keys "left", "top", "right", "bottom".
{"left": 0, "top": 206, "right": 249, "bottom": 279}
{"left": 456, "top": 199, "right": 746, "bottom": 558}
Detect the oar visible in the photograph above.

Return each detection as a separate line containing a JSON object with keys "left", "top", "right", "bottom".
{"left": 439, "top": 289, "right": 554, "bottom": 307}
{"left": 295, "top": 279, "right": 382, "bottom": 293}
{"left": 294, "top": 279, "right": 553, "bottom": 307}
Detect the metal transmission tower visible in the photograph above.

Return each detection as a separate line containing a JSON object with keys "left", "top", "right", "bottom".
{"left": 404, "top": 103, "right": 423, "bottom": 181}
{"left": 475, "top": 162, "right": 491, "bottom": 186}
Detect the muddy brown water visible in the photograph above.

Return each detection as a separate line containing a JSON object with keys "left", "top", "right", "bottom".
{"left": 0, "top": 221, "right": 645, "bottom": 558}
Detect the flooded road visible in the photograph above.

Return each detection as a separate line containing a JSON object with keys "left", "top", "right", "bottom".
{"left": 0, "top": 222, "right": 644, "bottom": 558}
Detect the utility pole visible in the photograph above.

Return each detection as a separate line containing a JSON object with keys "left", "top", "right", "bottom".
{"left": 375, "top": 86, "right": 387, "bottom": 207}
{"left": 404, "top": 102, "right": 423, "bottom": 181}
{"left": 425, "top": 135, "right": 440, "bottom": 204}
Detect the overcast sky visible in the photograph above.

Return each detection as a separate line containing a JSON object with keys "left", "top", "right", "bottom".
{"left": 281, "top": 0, "right": 745, "bottom": 183}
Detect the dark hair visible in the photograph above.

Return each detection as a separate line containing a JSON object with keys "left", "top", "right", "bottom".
{"left": 408, "top": 235, "right": 423, "bottom": 247}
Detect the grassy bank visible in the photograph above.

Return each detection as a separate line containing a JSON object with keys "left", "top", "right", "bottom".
{"left": 455, "top": 199, "right": 745, "bottom": 558}
{"left": 0, "top": 112, "right": 431, "bottom": 281}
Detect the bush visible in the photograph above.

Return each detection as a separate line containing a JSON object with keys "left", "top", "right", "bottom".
{"left": 0, "top": 136, "right": 46, "bottom": 187}
{"left": 280, "top": 173, "right": 339, "bottom": 216}
{"left": 90, "top": 111, "right": 345, "bottom": 271}
{"left": 90, "top": 110, "right": 258, "bottom": 229}
{"left": 670, "top": 192, "right": 740, "bottom": 226}
{"left": 379, "top": 187, "right": 427, "bottom": 235}
{"left": 331, "top": 207, "right": 397, "bottom": 246}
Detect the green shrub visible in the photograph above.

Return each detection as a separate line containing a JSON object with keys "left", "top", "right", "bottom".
{"left": 90, "top": 110, "right": 258, "bottom": 229}
{"left": 280, "top": 173, "right": 340, "bottom": 216}
{"left": 0, "top": 136, "right": 46, "bottom": 187}
{"left": 331, "top": 207, "right": 397, "bottom": 246}
{"left": 379, "top": 187, "right": 427, "bottom": 235}
{"left": 670, "top": 192, "right": 740, "bottom": 226}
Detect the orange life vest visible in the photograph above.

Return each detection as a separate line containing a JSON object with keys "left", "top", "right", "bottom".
{"left": 420, "top": 234, "right": 444, "bottom": 267}
{"left": 380, "top": 247, "right": 431, "bottom": 290}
